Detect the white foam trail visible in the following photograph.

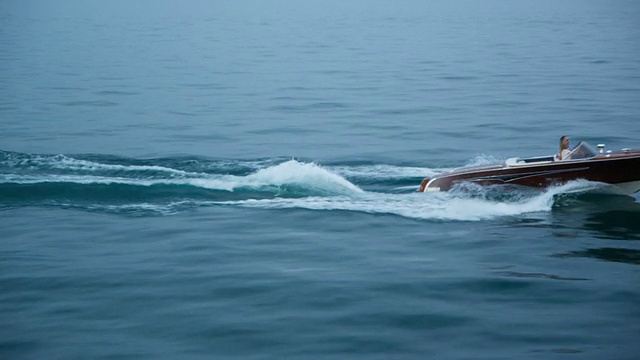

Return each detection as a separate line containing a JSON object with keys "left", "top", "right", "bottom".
{"left": 0, "top": 174, "right": 264, "bottom": 192}
{"left": 213, "top": 190, "right": 554, "bottom": 221}
{"left": 10, "top": 154, "right": 197, "bottom": 176}
{"left": 213, "top": 179, "right": 612, "bottom": 221}
{"left": 56, "top": 158, "right": 194, "bottom": 176}
{"left": 0, "top": 160, "right": 363, "bottom": 195}
{"left": 543, "top": 178, "right": 610, "bottom": 195}
{"left": 60, "top": 201, "right": 191, "bottom": 216}
{"left": 328, "top": 164, "right": 448, "bottom": 180}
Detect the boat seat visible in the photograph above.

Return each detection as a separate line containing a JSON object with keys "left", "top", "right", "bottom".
{"left": 506, "top": 156, "right": 555, "bottom": 167}
{"left": 505, "top": 157, "right": 523, "bottom": 166}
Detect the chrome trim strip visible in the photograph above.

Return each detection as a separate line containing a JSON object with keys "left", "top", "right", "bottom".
{"left": 469, "top": 167, "right": 590, "bottom": 183}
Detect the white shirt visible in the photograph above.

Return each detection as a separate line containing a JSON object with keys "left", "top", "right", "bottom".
{"left": 557, "top": 149, "right": 571, "bottom": 161}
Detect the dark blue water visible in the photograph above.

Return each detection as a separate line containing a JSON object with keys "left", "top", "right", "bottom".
{"left": 2, "top": 1, "right": 640, "bottom": 359}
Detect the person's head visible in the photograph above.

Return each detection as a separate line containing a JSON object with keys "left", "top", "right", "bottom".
{"left": 559, "top": 136, "right": 570, "bottom": 150}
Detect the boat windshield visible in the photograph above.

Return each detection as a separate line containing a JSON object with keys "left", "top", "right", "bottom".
{"left": 565, "top": 141, "right": 597, "bottom": 160}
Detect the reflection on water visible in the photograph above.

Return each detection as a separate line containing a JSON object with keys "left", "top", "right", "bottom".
{"left": 554, "top": 248, "right": 640, "bottom": 265}
{"left": 493, "top": 271, "right": 590, "bottom": 281}
{"left": 549, "top": 193, "right": 640, "bottom": 265}
{"left": 552, "top": 193, "right": 640, "bottom": 241}
{"left": 584, "top": 210, "right": 640, "bottom": 241}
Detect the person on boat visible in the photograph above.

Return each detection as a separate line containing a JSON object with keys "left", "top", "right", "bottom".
{"left": 556, "top": 135, "right": 571, "bottom": 160}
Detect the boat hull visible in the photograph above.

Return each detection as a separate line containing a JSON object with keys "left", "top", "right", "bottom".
{"left": 419, "top": 150, "right": 640, "bottom": 195}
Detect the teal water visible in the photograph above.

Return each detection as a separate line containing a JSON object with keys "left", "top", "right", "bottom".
{"left": 2, "top": 1, "right": 640, "bottom": 359}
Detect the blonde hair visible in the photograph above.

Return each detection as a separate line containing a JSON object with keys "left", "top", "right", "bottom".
{"left": 559, "top": 136, "right": 569, "bottom": 151}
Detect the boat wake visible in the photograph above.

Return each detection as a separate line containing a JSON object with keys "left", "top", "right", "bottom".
{"left": 0, "top": 150, "right": 632, "bottom": 220}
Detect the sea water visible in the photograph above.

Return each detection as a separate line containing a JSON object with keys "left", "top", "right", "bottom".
{"left": 2, "top": 1, "right": 640, "bottom": 359}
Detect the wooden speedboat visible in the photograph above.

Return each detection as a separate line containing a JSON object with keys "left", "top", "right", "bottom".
{"left": 418, "top": 142, "right": 640, "bottom": 195}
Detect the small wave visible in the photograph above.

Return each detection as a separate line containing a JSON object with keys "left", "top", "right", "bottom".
{"left": 546, "top": 179, "right": 614, "bottom": 202}
{"left": 463, "top": 155, "right": 505, "bottom": 168}
{"left": 243, "top": 160, "right": 363, "bottom": 195}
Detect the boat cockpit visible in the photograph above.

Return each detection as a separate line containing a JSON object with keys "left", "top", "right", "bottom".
{"left": 505, "top": 141, "right": 598, "bottom": 167}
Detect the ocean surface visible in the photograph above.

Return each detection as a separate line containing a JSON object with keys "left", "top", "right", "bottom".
{"left": 2, "top": 1, "right": 640, "bottom": 359}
